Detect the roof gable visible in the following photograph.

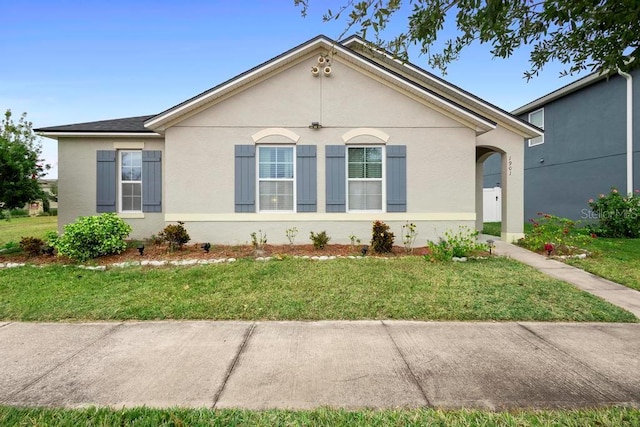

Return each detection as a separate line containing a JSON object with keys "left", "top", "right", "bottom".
{"left": 144, "top": 34, "right": 504, "bottom": 135}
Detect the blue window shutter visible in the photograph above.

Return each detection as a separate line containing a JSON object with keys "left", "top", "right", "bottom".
{"left": 235, "top": 145, "right": 256, "bottom": 212}
{"left": 386, "top": 145, "right": 407, "bottom": 212}
{"left": 96, "top": 150, "right": 116, "bottom": 213}
{"left": 325, "top": 145, "right": 346, "bottom": 212}
{"left": 296, "top": 145, "right": 317, "bottom": 212}
{"left": 142, "top": 151, "right": 162, "bottom": 212}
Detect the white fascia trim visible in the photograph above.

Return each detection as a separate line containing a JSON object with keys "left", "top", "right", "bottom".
{"left": 145, "top": 38, "right": 331, "bottom": 130}
{"left": 342, "top": 128, "right": 390, "bottom": 143}
{"left": 252, "top": 128, "right": 301, "bottom": 143}
{"left": 512, "top": 72, "right": 606, "bottom": 115}
{"left": 38, "top": 132, "right": 162, "bottom": 138}
{"left": 342, "top": 36, "right": 532, "bottom": 134}
{"left": 165, "top": 212, "right": 476, "bottom": 222}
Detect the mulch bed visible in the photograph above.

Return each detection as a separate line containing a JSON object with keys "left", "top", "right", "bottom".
{"left": 1, "top": 243, "right": 430, "bottom": 266}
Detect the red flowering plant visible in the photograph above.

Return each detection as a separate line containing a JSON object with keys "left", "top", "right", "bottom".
{"left": 518, "top": 213, "right": 593, "bottom": 256}
{"left": 587, "top": 187, "right": 640, "bottom": 238}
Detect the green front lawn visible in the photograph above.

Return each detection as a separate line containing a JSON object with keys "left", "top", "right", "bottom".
{"left": 0, "top": 216, "right": 57, "bottom": 246}
{"left": 482, "top": 221, "right": 533, "bottom": 237}
{"left": 484, "top": 222, "right": 640, "bottom": 291}
{"left": 1, "top": 406, "right": 638, "bottom": 427}
{"left": 0, "top": 257, "right": 635, "bottom": 322}
{"left": 565, "top": 238, "right": 640, "bottom": 291}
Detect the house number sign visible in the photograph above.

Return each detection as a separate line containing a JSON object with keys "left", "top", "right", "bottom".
{"left": 508, "top": 155, "right": 512, "bottom": 176}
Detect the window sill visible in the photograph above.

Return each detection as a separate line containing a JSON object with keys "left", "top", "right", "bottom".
{"left": 118, "top": 213, "right": 145, "bottom": 219}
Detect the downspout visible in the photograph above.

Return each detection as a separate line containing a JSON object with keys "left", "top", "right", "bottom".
{"left": 617, "top": 69, "right": 633, "bottom": 195}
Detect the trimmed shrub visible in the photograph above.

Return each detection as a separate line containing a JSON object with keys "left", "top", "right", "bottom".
{"left": 371, "top": 220, "right": 394, "bottom": 253}
{"left": 53, "top": 213, "right": 131, "bottom": 261}
{"left": 588, "top": 188, "right": 640, "bottom": 238}
{"left": 310, "top": 230, "right": 330, "bottom": 249}
{"left": 19, "top": 236, "right": 44, "bottom": 257}
{"left": 159, "top": 221, "right": 190, "bottom": 251}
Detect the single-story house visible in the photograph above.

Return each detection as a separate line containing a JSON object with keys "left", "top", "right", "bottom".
{"left": 484, "top": 69, "right": 640, "bottom": 222}
{"left": 36, "top": 35, "right": 541, "bottom": 245}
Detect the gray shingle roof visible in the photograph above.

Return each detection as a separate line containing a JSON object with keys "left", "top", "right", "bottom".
{"left": 35, "top": 115, "right": 157, "bottom": 133}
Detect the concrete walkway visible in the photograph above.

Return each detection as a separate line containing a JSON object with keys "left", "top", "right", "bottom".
{"left": 2, "top": 239, "right": 639, "bottom": 411}
{"left": 1, "top": 321, "right": 639, "bottom": 410}
{"left": 488, "top": 237, "right": 640, "bottom": 318}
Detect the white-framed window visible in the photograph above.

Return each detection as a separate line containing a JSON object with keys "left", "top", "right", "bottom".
{"left": 119, "top": 150, "right": 142, "bottom": 212}
{"left": 528, "top": 108, "right": 544, "bottom": 146}
{"left": 258, "top": 146, "right": 295, "bottom": 212}
{"left": 347, "top": 146, "right": 384, "bottom": 211}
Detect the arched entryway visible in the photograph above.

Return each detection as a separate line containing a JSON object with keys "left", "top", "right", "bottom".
{"left": 476, "top": 145, "right": 524, "bottom": 242}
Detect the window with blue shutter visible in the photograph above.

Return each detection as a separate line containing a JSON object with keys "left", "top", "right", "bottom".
{"left": 326, "top": 144, "right": 406, "bottom": 213}
{"left": 96, "top": 150, "right": 162, "bottom": 213}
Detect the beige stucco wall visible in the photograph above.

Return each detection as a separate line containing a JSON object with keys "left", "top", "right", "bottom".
{"left": 163, "top": 50, "right": 479, "bottom": 243}
{"left": 57, "top": 137, "right": 165, "bottom": 239}
{"left": 57, "top": 48, "right": 526, "bottom": 245}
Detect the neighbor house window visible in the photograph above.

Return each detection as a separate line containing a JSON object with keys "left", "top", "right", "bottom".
{"left": 119, "top": 151, "right": 142, "bottom": 212}
{"left": 258, "top": 146, "right": 295, "bottom": 211}
{"left": 528, "top": 108, "right": 544, "bottom": 146}
{"left": 347, "top": 146, "right": 383, "bottom": 211}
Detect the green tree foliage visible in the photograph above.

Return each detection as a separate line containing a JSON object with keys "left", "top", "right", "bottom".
{"left": 0, "top": 110, "right": 49, "bottom": 212}
{"left": 295, "top": 0, "right": 640, "bottom": 78}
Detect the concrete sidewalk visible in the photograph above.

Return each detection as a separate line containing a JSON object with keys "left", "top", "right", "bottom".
{"left": 488, "top": 237, "right": 640, "bottom": 318}
{"left": 1, "top": 321, "right": 639, "bottom": 410}
{"left": 2, "top": 240, "right": 639, "bottom": 411}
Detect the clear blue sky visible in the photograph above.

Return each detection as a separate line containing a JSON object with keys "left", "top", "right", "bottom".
{"left": 1, "top": 0, "right": 587, "bottom": 179}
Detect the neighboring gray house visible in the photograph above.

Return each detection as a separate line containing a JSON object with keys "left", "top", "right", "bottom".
{"left": 37, "top": 35, "right": 540, "bottom": 244}
{"left": 484, "top": 69, "right": 640, "bottom": 222}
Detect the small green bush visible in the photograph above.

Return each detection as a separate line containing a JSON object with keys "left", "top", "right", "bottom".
{"left": 588, "top": 187, "right": 640, "bottom": 238}
{"left": 310, "top": 230, "right": 330, "bottom": 249}
{"left": 518, "top": 213, "right": 593, "bottom": 255}
{"left": 0, "top": 241, "right": 21, "bottom": 255}
{"left": 371, "top": 220, "right": 394, "bottom": 253}
{"left": 19, "top": 236, "right": 44, "bottom": 257}
{"left": 53, "top": 213, "right": 132, "bottom": 261}
{"left": 9, "top": 208, "right": 29, "bottom": 217}
{"left": 425, "top": 226, "right": 487, "bottom": 261}
{"left": 159, "top": 221, "right": 190, "bottom": 251}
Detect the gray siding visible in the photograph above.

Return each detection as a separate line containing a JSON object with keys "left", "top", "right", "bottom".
{"left": 484, "top": 69, "right": 640, "bottom": 221}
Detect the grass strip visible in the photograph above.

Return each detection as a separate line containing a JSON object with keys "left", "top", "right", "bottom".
{"left": 564, "top": 238, "right": 640, "bottom": 291}
{"left": 1, "top": 406, "right": 639, "bottom": 427}
{"left": 0, "top": 257, "right": 635, "bottom": 322}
